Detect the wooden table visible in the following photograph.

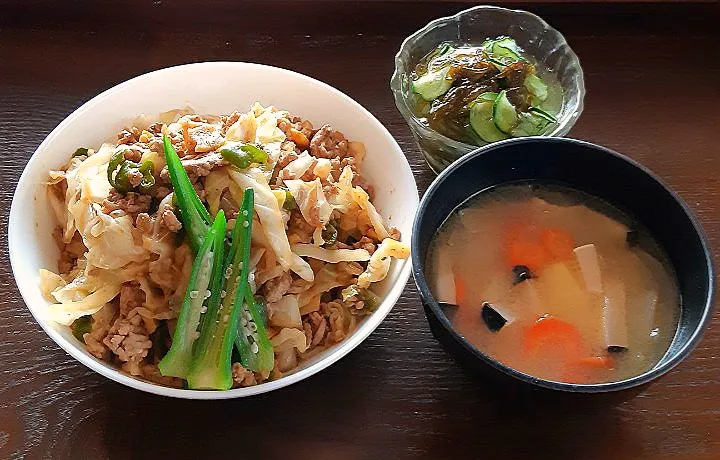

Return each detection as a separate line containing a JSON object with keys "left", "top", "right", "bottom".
{"left": 1, "top": 2, "right": 719, "bottom": 458}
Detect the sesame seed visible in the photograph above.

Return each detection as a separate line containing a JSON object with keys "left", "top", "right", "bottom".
{"left": 200, "top": 306, "right": 207, "bottom": 314}
{"left": 242, "top": 220, "right": 249, "bottom": 228}
{"left": 204, "top": 290, "right": 211, "bottom": 300}
{"left": 249, "top": 322, "right": 257, "bottom": 332}
{"left": 189, "top": 290, "right": 199, "bottom": 299}
{"left": 220, "top": 290, "right": 227, "bottom": 298}
{"left": 225, "top": 267, "right": 233, "bottom": 278}
{"left": 251, "top": 342, "right": 259, "bottom": 354}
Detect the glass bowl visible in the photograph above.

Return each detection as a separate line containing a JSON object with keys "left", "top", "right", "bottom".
{"left": 391, "top": 5, "right": 586, "bottom": 173}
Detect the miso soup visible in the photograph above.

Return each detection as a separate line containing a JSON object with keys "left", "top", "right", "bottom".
{"left": 427, "top": 183, "right": 680, "bottom": 384}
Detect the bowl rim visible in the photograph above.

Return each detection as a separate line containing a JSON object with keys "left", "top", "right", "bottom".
{"left": 9, "top": 61, "right": 417, "bottom": 399}
{"left": 390, "top": 4, "right": 586, "bottom": 151}
{"left": 411, "top": 136, "right": 715, "bottom": 392}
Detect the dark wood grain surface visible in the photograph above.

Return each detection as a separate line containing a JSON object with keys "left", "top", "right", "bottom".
{"left": 2, "top": 2, "right": 719, "bottom": 459}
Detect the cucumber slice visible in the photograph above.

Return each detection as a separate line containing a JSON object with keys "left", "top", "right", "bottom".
{"left": 528, "top": 107, "right": 558, "bottom": 123}
{"left": 524, "top": 74, "right": 548, "bottom": 102}
{"left": 475, "top": 91, "right": 499, "bottom": 103}
{"left": 492, "top": 90, "right": 518, "bottom": 134}
{"left": 492, "top": 37, "right": 523, "bottom": 61}
{"left": 469, "top": 99, "right": 508, "bottom": 143}
{"left": 511, "top": 111, "right": 554, "bottom": 137}
{"left": 411, "top": 66, "right": 453, "bottom": 101}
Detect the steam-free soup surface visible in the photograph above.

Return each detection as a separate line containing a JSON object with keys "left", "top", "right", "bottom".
{"left": 427, "top": 184, "right": 679, "bottom": 384}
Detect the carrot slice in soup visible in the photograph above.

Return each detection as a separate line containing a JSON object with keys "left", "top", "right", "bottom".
{"left": 541, "top": 228, "right": 576, "bottom": 263}
{"left": 523, "top": 316, "right": 584, "bottom": 360}
{"left": 504, "top": 223, "right": 549, "bottom": 271}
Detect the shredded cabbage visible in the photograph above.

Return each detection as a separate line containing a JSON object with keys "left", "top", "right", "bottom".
{"left": 282, "top": 152, "right": 315, "bottom": 179}
{"left": 291, "top": 244, "right": 371, "bottom": 263}
{"left": 228, "top": 167, "right": 314, "bottom": 281}
{"left": 285, "top": 178, "right": 332, "bottom": 245}
{"left": 357, "top": 238, "right": 410, "bottom": 289}
{"left": 352, "top": 185, "right": 390, "bottom": 241}
{"left": 270, "top": 327, "right": 308, "bottom": 353}
{"left": 268, "top": 295, "right": 302, "bottom": 328}
{"left": 298, "top": 263, "right": 354, "bottom": 308}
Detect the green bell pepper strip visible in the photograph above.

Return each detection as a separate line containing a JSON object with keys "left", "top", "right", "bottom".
{"left": 187, "top": 189, "right": 256, "bottom": 389}
{"left": 220, "top": 142, "right": 269, "bottom": 169}
{"left": 71, "top": 315, "right": 92, "bottom": 342}
{"left": 107, "top": 150, "right": 156, "bottom": 193}
{"left": 158, "top": 210, "right": 226, "bottom": 379}
{"left": 72, "top": 147, "right": 89, "bottom": 158}
{"left": 163, "top": 135, "right": 211, "bottom": 253}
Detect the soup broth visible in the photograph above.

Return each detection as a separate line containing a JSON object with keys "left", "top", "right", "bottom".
{"left": 427, "top": 183, "right": 680, "bottom": 384}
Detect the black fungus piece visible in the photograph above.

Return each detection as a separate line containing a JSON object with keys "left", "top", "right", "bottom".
{"left": 607, "top": 345, "right": 628, "bottom": 353}
{"left": 481, "top": 302, "right": 507, "bottom": 332}
{"left": 512, "top": 265, "right": 534, "bottom": 285}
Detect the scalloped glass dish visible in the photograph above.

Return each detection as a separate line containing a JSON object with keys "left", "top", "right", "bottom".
{"left": 391, "top": 5, "right": 586, "bottom": 173}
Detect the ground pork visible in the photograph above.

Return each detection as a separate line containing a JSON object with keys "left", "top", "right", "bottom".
{"left": 352, "top": 236, "right": 377, "bottom": 255}
{"left": 262, "top": 272, "right": 293, "bottom": 303}
{"left": 232, "top": 363, "right": 258, "bottom": 387}
{"left": 161, "top": 209, "right": 182, "bottom": 232}
{"left": 103, "top": 313, "right": 152, "bottom": 372}
{"left": 53, "top": 227, "right": 86, "bottom": 273}
{"left": 119, "top": 282, "right": 145, "bottom": 316}
{"left": 103, "top": 189, "right": 152, "bottom": 216}
{"left": 135, "top": 213, "right": 154, "bottom": 234}
{"left": 309, "top": 125, "right": 349, "bottom": 159}
{"left": 117, "top": 128, "right": 140, "bottom": 145}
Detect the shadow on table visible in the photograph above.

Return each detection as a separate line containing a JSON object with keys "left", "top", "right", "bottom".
{"left": 416, "top": 362, "right": 648, "bottom": 460}
{"left": 71, "top": 348, "right": 387, "bottom": 460}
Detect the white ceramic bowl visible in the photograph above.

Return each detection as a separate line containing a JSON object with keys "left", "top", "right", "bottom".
{"left": 9, "top": 62, "right": 418, "bottom": 399}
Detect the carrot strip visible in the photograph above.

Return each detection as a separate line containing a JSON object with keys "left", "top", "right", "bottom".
{"left": 288, "top": 128, "right": 310, "bottom": 149}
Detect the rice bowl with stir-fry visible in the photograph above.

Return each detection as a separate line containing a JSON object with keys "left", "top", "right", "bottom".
{"left": 38, "top": 102, "right": 410, "bottom": 390}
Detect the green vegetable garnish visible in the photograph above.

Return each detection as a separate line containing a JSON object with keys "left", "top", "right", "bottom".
{"left": 282, "top": 190, "right": 296, "bottom": 210}
{"left": 187, "top": 191, "right": 255, "bottom": 390}
{"left": 158, "top": 210, "right": 226, "bottom": 380}
{"left": 163, "top": 134, "right": 211, "bottom": 253}
{"left": 107, "top": 150, "right": 155, "bottom": 193}
{"left": 71, "top": 315, "right": 92, "bottom": 342}
{"left": 341, "top": 285, "right": 381, "bottom": 313}
{"left": 322, "top": 222, "right": 338, "bottom": 247}
{"left": 220, "top": 142, "right": 269, "bottom": 169}
{"left": 72, "top": 147, "right": 89, "bottom": 157}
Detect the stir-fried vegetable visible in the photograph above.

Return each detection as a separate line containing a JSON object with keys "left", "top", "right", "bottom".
{"left": 220, "top": 142, "right": 269, "bottom": 169}
{"left": 107, "top": 150, "right": 155, "bottom": 193}
{"left": 187, "top": 191, "right": 255, "bottom": 389}
{"left": 163, "top": 134, "right": 211, "bottom": 252}
{"left": 72, "top": 147, "right": 89, "bottom": 158}
{"left": 158, "top": 211, "right": 226, "bottom": 380}
{"left": 71, "top": 315, "right": 92, "bottom": 342}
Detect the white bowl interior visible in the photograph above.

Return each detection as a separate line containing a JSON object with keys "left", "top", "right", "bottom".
{"left": 9, "top": 62, "right": 418, "bottom": 399}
